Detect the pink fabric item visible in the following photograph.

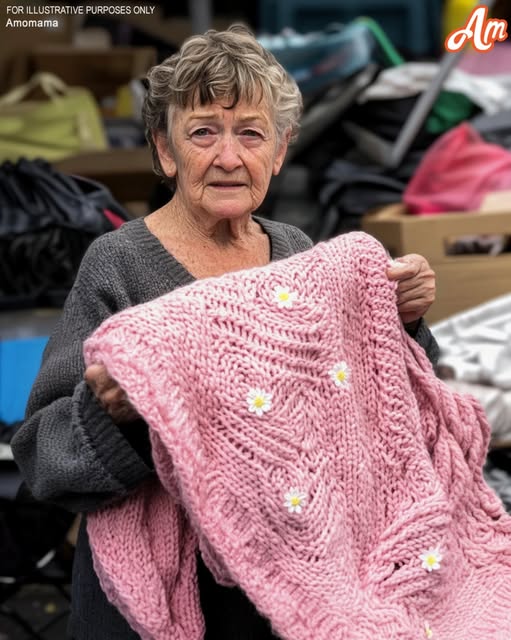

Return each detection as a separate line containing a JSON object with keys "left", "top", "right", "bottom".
{"left": 403, "top": 122, "right": 511, "bottom": 214}
{"left": 102, "top": 208, "right": 126, "bottom": 229}
{"left": 458, "top": 41, "right": 511, "bottom": 76}
{"left": 84, "top": 232, "right": 511, "bottom": 640}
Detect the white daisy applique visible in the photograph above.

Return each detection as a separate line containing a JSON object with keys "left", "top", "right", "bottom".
{"left": 273, "top": 285, "right": 297, "bottom": 309}
{"left": 284, "top": 488, "right": 307, "bottom": 514}
{"left": 247, "top": 388, "right": 272, "bottom": 417}
{"left": 329, "top": 361, "right": 351, "bottom": 388}
{"left": 419, "top": 547, "right": 443, "bottom": 572}
{"left": 424, "top": 621, "right": 433, "bottom": 638}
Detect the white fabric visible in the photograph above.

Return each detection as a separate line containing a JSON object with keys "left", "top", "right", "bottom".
{"left": 432, "top": 294, "right": 511, "bottom": 441}
{"left": 358, "top": 62, "right": 511, "bottom": 115}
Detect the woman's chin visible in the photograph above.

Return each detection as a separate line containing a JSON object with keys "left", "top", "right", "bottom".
{"left": 204, "top": 202, "right": 256, "bottom": 220}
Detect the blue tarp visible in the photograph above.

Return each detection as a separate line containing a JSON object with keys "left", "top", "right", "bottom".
{"left": 0, "top": 336, "right": 48, "bottom": 424}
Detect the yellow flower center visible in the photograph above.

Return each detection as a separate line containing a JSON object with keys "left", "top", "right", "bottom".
{"left": 336, "top": 370, "right": 346, "bottom": 382}
{"left": 254, "top": 396, "right": 265, "bottom": 408}
{"left": 425, "top": 555, "right": 437, "bottom": 568}
{"left": 290, "top": 496, "right": 301, "bottom": 506}
{"left": 278, "top": 291, "right": 289, "bottom": 301}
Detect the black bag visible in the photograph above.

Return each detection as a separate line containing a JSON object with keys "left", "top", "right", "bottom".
{"left": 0, "top": 424, "right": 75, "bottom": 579}
{"left": 0, "top": 479, "right": 74, "bottom": 578}
{"left": 0, "top": 158, "right": 130, "bottom": 309}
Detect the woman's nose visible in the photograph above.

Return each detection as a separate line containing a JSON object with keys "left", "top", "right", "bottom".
{"left": 213, "top": 135, "right": 243, "bottom": 171}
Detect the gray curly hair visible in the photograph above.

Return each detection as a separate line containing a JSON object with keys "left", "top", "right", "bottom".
{"left": 142, "top": 24, "right": 303, "bottom": 180}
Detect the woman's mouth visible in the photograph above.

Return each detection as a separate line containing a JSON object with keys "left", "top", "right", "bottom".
{"left": 209, "top": 182, "right": 245, "bottom": 188}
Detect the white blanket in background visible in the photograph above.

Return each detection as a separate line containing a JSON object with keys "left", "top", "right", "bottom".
{"left": 432, "top": 294, "right": 511, "bottom": 441}
{"left": 358, "top": 63, "right": 511, "bottom": 115}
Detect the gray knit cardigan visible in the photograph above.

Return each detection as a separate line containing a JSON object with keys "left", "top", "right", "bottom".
{"left": 11, "top": 216, "right": 439, "bottom": 639}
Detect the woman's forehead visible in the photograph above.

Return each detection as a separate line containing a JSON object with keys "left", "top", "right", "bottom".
{"left": 177, "top": 97, "right": 274, "bottom": 122}
{"left": 184, "top": 83, "right": 269, "bottom": 111}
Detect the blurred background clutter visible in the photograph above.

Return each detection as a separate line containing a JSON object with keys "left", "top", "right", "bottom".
{"left": 1, "top": 0, "right": 511, "bottom": 637}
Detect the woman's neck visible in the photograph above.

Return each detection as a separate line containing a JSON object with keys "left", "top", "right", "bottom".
{"left": 151, "top": 198, "right": 256, "bottom": 248}
{"left": 145, "top": 199, "right": 270, "bottom": 279}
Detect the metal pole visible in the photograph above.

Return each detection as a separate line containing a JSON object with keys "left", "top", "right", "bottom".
{"left": 189, "top": 0, "right": 212, "bottom": 34}
{"left": 389, "top": 0, "right": 497, "bottom": 168}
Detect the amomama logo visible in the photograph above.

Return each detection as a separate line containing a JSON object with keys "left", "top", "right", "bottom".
{"left": 445, "top": 5, "right": 508, "bottom": 52}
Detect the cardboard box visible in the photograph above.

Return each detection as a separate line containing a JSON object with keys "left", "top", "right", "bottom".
{"left": 55, "top": 147, "right": 159, "bottom": 205}
{"left": 28, "top": 46, "right": 157, "bottom": 101}
{"left": 0, "top": 13, "right": 74, "bottom": 93}
{"left": 361, "top": 203, "right": 511, "bottom": 324}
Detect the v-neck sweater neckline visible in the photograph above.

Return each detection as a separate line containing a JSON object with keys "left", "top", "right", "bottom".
{"left": 128, "top": 215, "right": 294, "bottom": 288}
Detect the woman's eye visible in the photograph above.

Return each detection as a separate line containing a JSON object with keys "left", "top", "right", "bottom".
{"left": 192, "top": 128, "right": 212, "bottom": 137}
{"left": 241, "top": 129, "right": 261, "bottom": 138}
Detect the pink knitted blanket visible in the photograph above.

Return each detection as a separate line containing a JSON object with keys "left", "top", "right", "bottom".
{"left": 84, "top": 232, "right": 511, "bottom": 640}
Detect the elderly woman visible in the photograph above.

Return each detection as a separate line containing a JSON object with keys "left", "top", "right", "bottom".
{"left": 12, "top": 25, "right": 437, "bottom": 639}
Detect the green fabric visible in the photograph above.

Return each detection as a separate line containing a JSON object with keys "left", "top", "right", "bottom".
{"left": 355, "top": 16, "right": 405, "bottom": 67}
{"left": 426, "top": 91, "right": 477, "bottom": 134}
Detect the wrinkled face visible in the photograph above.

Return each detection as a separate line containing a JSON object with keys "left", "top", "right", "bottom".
{"left": 155, "top": 97, "right": 289, "bottom": 220}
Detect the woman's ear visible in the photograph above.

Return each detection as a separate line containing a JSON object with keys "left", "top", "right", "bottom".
{"left": 153, "top": 132, "right": 177, "bottom": 178}
{"left": 272, "top": 131, "right": 290, "bottom": 176}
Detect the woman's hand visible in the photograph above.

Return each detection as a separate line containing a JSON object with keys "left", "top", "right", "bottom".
{"left": 85, "top": 364, "right": 140, "bottom": 424}
{"left": 386, "top": 253, "right": 436, "bottom": 327}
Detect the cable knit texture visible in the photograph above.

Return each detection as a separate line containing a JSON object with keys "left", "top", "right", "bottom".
{"left": 84, "top": 232, "right": 511, "bottom": 640}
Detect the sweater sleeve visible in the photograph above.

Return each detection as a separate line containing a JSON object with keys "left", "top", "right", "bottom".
{"left": 406, "top": 317, "right": 440, "bottom": 367}
{"left": 288, "top": 224, "right": 314, "bottom": 253}
{"left": 10, "top": 237, "right": 154, "bottom": 514}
